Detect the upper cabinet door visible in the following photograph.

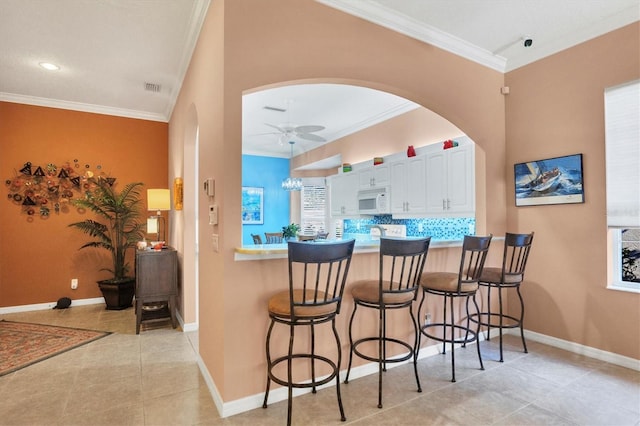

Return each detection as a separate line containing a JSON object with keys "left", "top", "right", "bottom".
{"left": 390, "top": 160, "right": 408, "bottom": 214}
{"left": 446, "top": 145, "right": 474, "bottom": 214}
{"left": 425, "top": 151, "right": 447, "bottom": 214}
{"left": 406, "top": 156, "right": 427, "bottom": 213}
{"left": 330, "top": 172, "right": 359, "bottom": 217}
{"left": 425, "top": 144, "right": 474, "bottom": 216}
{"left": 389, "top": 156, "right": 427, "bottom": 216}
{"left": 359, "top": 164, "right": 390, "bottom": 189}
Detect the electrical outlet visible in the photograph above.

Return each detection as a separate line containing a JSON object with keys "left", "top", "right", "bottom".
{"left": 424, "top": 312, "right": 432, "bottom": 326}
{"left": 71, "top": 278, "right": 78, "bottom": 290}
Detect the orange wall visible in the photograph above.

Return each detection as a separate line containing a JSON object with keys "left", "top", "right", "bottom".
{"left": 505, "top": 22, "right": 640, "bottom": 359}
{"left": 0, "top": 102, "right": 168, "bottom": 307}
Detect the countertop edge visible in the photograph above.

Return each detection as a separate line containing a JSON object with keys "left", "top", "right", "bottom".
{"left": 234, "top": 239, "right": 471, "bottom": 261}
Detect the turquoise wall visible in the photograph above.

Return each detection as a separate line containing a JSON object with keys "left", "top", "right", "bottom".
{"left": 242, "top": 154, "right": 290, "bottom": 245}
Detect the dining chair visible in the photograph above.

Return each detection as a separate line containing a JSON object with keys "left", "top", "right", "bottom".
{"left": 418, "top": 235, "right": 492, "bottom": 382}
{"left": 264, "top": 232, "right": 283, "bottom": 244}
{"left": 470, "top": 232, "right": 534, "bottom": 362}
{"left": 344, "top": 237, "right": 431, "bottom": 408}
{"left": 251, "top": 234, "right": 263, "bottom": 244}
{"left": 262, "top": 239, "right": 355, "bottom": 426}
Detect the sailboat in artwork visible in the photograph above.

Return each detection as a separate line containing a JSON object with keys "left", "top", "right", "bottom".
{"left": 526, "top": 162, "right": 562, "bottom": 193}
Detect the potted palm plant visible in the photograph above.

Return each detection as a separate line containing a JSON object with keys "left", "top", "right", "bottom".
{"left": 282, "top": 223, "right": 300, "bottom": 241}
{"left": 68, "top": 177, "right": 145, "bottom": 310}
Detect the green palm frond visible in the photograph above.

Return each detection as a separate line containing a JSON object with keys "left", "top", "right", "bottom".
{"left": 68, "top": 177, "right": 146, "bottom": 280}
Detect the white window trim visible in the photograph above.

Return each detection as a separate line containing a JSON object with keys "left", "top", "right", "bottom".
{"left": 607, "top": 229, "right": 640, "bottom": 294}
{"left": 604, "top": 80, "right": 640, "bottom": 293}
{"left": 300, "top": 178, "right": 328, "bottom": 236}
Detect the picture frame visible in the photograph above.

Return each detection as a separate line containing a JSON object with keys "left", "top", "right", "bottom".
{"left": 514, "top": 153, "right": 584, "bottom": 207}
{"left": 241, "top": 186, "right": 264, "bottom": 224}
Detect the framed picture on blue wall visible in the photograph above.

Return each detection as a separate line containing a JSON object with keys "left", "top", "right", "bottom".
{"left": 242, "top": 186, "right": 264, "bottom": 224}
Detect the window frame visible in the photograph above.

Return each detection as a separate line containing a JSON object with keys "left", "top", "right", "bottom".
{"left": 604, "top": 80, "right": 640, "bottom": 293}
{"left": 608, "top": 228, "right": 640, "bottom": 293}
{"left": 299, "top": 178, "right": 328, "bottom": 236}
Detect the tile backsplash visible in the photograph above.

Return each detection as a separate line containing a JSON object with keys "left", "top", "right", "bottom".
{"left": 343, "top": 216, "right": 475, "bottom": 241}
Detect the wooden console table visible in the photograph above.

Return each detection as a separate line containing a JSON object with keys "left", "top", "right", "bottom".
{"left": 135, "top": 247, "right": 178, "bottom": 334}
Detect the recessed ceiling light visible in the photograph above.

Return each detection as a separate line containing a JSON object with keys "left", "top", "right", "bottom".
{"left": 39, "top": 62, "right": 60, "bottom": 71}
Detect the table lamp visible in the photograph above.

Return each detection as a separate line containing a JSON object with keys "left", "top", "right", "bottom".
{"left": 147, "top": 189, "right": 170, "bottom": 244}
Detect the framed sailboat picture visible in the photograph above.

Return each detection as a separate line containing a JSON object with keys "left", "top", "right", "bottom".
{"left": 514, "top": 153, "right": 584, "bottom": 206}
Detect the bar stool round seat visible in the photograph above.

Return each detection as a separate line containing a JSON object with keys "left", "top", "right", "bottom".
{"left": 345, "top": 237, "right": 431, "bottom": 409}
{"left": 418, "top": 235, "right": 492, "bottom": 383}
{"left": 263, "top": 239, "right": 355, "bottom": 426}
{"left": 469, "top": 232, "right": 534, "bottom": 362}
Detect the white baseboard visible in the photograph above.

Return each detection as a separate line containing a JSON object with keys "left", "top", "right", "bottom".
{"left": 195, "top": 327, "right": 639, "bottom": 419}
{"left": 194, "top": 340, "right": 448, "bottom": 418}
{"left": 522, "top": 329, "right": 640, "bottom": 371}
{"left": 1, "top": 298, "right": 200, "bottom": 333}
{"left": 0, "top": 297, "right": 104, "bottom": 314}
{"left": 3, "top": 300, "right": 637, "bottom": 416}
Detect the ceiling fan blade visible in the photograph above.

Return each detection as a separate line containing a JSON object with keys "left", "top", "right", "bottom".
{"left": 298, "top": 132, "right": 326, "bottom": 142}
{"left": 264, "top": 123, "right": 285, "bottom": 132}
{"left": 249, "top": 131, "right": 281, "bottom": 136}
{"left": 295, "top": 125, "right": 325, "bottom": 133}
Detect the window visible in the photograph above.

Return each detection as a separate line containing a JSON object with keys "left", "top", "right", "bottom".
{"left": 605, "top": 80, "right": 640, "bottom": 292}
{"left": 300, "top": 178, "right": 327, "bottom": 236}
{"left": 621, "top": 229, "right": 640, "bottom": 283}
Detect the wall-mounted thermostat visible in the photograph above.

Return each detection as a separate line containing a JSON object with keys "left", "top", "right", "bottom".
{"left": 209, "top": 204, "right": 218, "bottom": 225}
{"left": 204, "top": 178, "right": 215, "bottom": 197}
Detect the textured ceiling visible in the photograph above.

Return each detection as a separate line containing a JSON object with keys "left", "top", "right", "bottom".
{"left": 1, "top": 0, "right": 637, "bottom": 161}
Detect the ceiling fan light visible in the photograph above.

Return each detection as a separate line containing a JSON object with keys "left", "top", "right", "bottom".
{"left": 282, "top": 139, "right": 303, "bottom": 191}
{"left": 39, "top": 62, "right": 60, "bottom": 71}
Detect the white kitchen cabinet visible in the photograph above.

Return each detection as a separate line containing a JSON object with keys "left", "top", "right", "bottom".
{"left": 329, "top": 172, "right": 359, "bottom": 216}
{"left": 425, "top": 144, "right": 474, "bottom": 216}
{"left": 390, "top": 156, "right": 427, "bottom": 216}
{"left": 358, "top": 164, "right": 390, "bottom": 189}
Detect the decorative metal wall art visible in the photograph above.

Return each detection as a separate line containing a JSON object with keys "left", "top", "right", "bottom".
{"left": 5, "top": 160, "right": 116, "bottom": 221}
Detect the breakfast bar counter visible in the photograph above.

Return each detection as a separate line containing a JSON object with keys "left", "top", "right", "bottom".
{"left": 234, "top": 238, "right": 468, "bottom": 261}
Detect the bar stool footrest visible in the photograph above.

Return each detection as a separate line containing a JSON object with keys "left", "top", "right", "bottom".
{"left": 267, "top": 353, "right": 338, "bottom": 389}
{"left": 420, "top": 323, "right": 478, "bottom": 345}
{"left": 468, "top": 312, "right": 522, "bottom": 329}
{"left": 352, "top": 336, "right": 414, "bottom": 364}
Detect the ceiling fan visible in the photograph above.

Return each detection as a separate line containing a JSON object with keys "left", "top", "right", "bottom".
{"left": 263, "top": 123, "right": 327, "bottom": 143}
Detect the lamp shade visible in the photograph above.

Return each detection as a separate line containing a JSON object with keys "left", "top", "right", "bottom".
{"left": 147, "top": 189, "right": 171, "bottom": 211}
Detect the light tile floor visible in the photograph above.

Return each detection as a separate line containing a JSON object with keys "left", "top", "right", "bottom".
{"left": 1, "top": 305, "right": 639, "bottom": 425}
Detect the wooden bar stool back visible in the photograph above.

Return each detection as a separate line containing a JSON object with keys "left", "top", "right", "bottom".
{"left": 264, "top": 232, "right": 283, "bottom": 244}
{"left": 262, "top": 239, "right": 355, "bottom": 426}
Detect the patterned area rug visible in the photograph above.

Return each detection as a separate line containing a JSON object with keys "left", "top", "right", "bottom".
{"left": 0, "top": 320, "right": 110, "bottom": 376}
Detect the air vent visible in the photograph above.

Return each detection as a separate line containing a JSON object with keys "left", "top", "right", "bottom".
{"left": 144, "top": 82, "right": 162, "bottom": 93}
{"left": 263, "top": 105, "right": 286, "bottom": 112}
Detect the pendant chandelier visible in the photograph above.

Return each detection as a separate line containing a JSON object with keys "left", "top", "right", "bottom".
{"left": 282, "top": 141, "right": 303, "bottom": 191}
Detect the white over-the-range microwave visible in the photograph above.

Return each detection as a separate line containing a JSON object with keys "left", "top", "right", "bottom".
{"left": 357, "top": 187, "right": 390, "bottom": 215}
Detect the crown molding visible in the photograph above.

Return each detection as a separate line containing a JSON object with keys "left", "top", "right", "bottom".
{"left": 0, "top": 92, "right": 168, "bottom": 122}
{"left": 164, "top": 0, "right": 211, "bottom": 120}
{"left": 316, "top": 0, "right": 507, "bottom": 72}
{"left": 326, "top": 100, "right": 420, "bottom": 142}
